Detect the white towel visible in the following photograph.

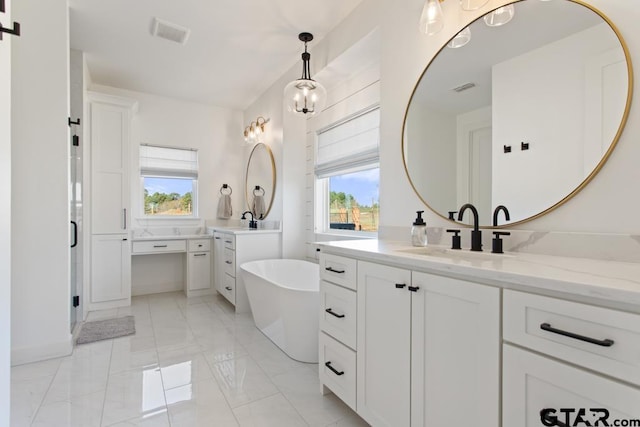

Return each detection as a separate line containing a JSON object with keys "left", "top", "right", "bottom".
{"left": 252, "top": 195, "right": 266, "bottom": 219}
{"left": 217, "top": 194, "right": 232, "bottom": 219}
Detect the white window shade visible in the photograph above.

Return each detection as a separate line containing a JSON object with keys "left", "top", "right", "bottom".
{"left": 315, "top": 107, "right": 380, "bottom": 178}
{"left": 140, "top": 145, "right": 198, "bottom": 179}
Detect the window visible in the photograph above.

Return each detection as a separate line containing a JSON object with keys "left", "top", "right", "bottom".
{"left": 316, "top": 107, "right": 380, "bottom": 233}
{"left": 140, "top": 145, "right": 198, "bottom": 217}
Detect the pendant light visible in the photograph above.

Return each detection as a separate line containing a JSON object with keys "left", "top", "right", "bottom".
{"left": 419, "top": 0, "right": 444, "bottom": 35}
{"left": 484, "top": 4, "right": 515, "bottom": 27}
{"left": 284, "top": 32, "right": 327, "bottom": 116}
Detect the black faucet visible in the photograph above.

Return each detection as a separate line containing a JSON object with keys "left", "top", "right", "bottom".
{"left": 241, "top": 211, "right": 257, "bottom": 229}
{"left": 492, "top": 205, "right": 510, "bottom": 227}
{"left": 457, "top": 203, "right": 482, "bottom": 251}
{"left": 492, "top": 205, "right": 511, "bottom": 254}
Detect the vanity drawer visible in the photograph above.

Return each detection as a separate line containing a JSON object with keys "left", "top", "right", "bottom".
{"left": 224, "top": 247, "right": 235, "bottom": 277}
{"left": 320, "top": 281, "right": 357, "bottom": 350}
{"left": 223, "top": 235, "right": 235, "bottom": 250}
{"left": 319, "top": 332, "right": 356, "bottom": 411}
{"left": 221, "top": 273, "right": 235, "bottom": 305}
{"left": 132, "top": 239, "right": 186, "bottom": 254}
{"left": 319, "top": 253, "right": 357, "bottom": 291}
{"left": 504, "top": 290, "right": 640, "bottom": 385}
{"left": 188, "top": 238, "right": 211, "bottom": 252}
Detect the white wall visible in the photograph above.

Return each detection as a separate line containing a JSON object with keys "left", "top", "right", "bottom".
{"left": 379, "top": 0, "right": 640, "bottom": 234}
{"left": 492, "top": 23, "right": 622, "bottom": 221}
{"left": 11, "top": 0, "right": 72, "bottom": 365}
{"left": 0, "top": 0, "right": 13, "bottom": 420}
{"left": 406, "top": 104, "right": 457, "bottom": 216}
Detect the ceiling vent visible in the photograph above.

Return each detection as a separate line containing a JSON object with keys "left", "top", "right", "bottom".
{"left": 151, "top": 17, "right": 190, "bottom": 44}
{"left": 452, "top": 82, "right": 476, "bottom": 93}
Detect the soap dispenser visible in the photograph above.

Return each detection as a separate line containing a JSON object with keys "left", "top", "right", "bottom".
{"left": 411, "top": 210, "right": 428, "bottom": 247}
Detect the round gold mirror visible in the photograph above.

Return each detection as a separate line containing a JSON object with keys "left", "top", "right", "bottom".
{"left": 245, "top": 143, "right": 276, "bottom": 219}
{"left": 402, "top": 0, "right": 633, "bottom": 227}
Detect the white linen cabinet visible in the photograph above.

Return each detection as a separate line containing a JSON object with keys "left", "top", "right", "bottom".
{"left": 87, "top": 92, "right": 137, "bottom": 311}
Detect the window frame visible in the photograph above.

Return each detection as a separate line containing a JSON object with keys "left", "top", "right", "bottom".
{"left": 138, "top": 144, "right": 199, "bottom": 219}
{"left": 314, "top": 106, "right": 380, "bottom": 237}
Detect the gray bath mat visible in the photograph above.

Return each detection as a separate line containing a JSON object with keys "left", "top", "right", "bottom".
{"left": 76, "top": 316, "right": 135, "bottom": 345}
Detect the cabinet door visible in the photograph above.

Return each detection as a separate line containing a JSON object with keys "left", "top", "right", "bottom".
{"left": 357, "top": 261, "right": 411, "bottom": 427}
{"left": 187, "top": 252, "right": 211, "bottom": 291}
{"left": 410, "top": 272, "right": 500, "bottom": 427}
{"left": 90, "top": 101, "right": 130, "bottom": 234}
{"left": 91, "top": 235, "right": 130, "bottom": 303}
{"left": 503, "top": 344, "right": 640, "bottom": 426}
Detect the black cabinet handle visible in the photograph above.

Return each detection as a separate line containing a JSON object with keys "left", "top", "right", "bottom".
{"left": 395, "top": 283, "right": 406, "bottom": 289}
{"left": 224, "top": 240, "right": 232, "bottom": 244}
{"left": 70, "top": 221, "right": 78, "bottom": 248}
{"left": 153, "top": 245, "right": 168, "bottom": 248}
{"left": 0, "top": 0, "right": 5, "bottom": 13}
{"left": 540, "top": 410, "right": 569, "bottom": 427}
{"left": 408, "top": 286, "right": 420, "bottom": 292}
{"left": 325, "top": 266, "right": 345, "bottom": 274}
{"left": 325, "top": 308, "right": 345, "bottom": 318}
{"left": 225, "top": 261, "right": 232, "bottom": 264}
{"left": 214, "top": 237, "right": 221, "bottom": 240}
{"left": 225, "top": 286, "right": 232, "bottom": 291}
{"left": 325, "top": 361, "right": 344, "bottom": 376}
{"left": 540, "top": 323, "right": 614, "bottom": 347}
{"left": 194, "top": 253, "right": 206, "bottom": 257}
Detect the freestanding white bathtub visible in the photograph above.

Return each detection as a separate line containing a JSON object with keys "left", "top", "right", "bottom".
{"left": 240, "top": 259, "right": 319, "bottom": 363}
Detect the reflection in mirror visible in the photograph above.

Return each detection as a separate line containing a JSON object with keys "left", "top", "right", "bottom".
{"left": 245, "top": 143, "right": 276, "bottom": 219}
{"left": 403, "top": 0, "right": 632, "bottom": 226}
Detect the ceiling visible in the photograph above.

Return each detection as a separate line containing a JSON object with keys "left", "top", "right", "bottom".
{"left": 69, "top": 0, "right": 364, "bottom": 111}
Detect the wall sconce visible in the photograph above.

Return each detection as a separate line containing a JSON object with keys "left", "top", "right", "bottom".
{"left": 243, "top": 116, "right": 270, "bottom": 143}
{"left": 284, "top": 32, "right": 327, "bottom": 116}
{"left": 420, "top": 0, "right": 515, "bottom": 48}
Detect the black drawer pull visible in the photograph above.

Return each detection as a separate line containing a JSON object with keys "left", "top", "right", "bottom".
{"left": 0, "top": 20, "right": 21, "bottom": 40}
{"left": 153, "top": 245, "right": 168, "bottom": 248}
{"left": 325, "top": 267, "right": 345, "bottom": 274}
{"left": 225, "top": 261, "right": 233, "bottom": 265}
{"left": 540, "top": 410, "right": 569, "bottom": 427}
{"left": 214, "top": 237, "right": 221, "bottom": 240}
{"left": 325, "top": 308, "right": 345, "bottom": 318}
{"left": 395, "top": 283, "right": 406, "bottom": 289}
{"left": 325, "top": 361, "right": 344, "bottom": 376}
{"left": 408, "top": 286, "right": 420, "bottom": 292}
{"left": 540, "top": 323, "right": 614, "bottom": 347}
{"left": 193, "top": 253, "right": 206, "bottom": 257}
{"left": 224, "top": 240, "right": 232, "bottom": 244}
{"left": 225, "top": 286, "right": 232, "bottom": 291}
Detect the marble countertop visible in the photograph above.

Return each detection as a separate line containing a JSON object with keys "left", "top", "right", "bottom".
{"left": 317, "top": 239, "right": 640, "bottom": 311}
{"left": 207, "top": 226, "right": 282, "bottom": 235}
{"left": 132, "top": 234, "right": 210, "bottom": 241}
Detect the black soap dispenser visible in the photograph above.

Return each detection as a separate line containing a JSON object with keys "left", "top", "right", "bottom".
{"left": 411, "top": 210, "right": 428, "bottom": 247}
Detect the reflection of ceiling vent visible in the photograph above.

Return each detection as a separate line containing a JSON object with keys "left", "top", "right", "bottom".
{"left": 452, "top": 82, "right": 476, "bottom": 93}
{"left": 151, "top": 17, "right": 190, "bottom": 44}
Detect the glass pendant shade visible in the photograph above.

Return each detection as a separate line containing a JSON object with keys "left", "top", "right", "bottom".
{"left": 419, "top": 0, "right": 444, "bottom": 35}
{"left": 459, "top": 0, "right": 489, "bottom": 11}
{"left": 284, "top": 78, "right": 327, "bottom": 116}
{"left": 285, "top": 32, "right": 327, "bottom": 116}
{"left": 447, "top": 26, "right": 471, "bottom": 48}
{"left": 484, "top": 4, "right": 515, "bottom": 26}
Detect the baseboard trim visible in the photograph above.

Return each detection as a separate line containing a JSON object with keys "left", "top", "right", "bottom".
{"left": 11, "top": 334, "right": 73, "bottom": 366}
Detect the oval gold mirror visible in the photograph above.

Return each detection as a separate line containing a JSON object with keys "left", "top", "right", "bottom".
{"left": 402, "top": 0, "right": 632, "bottom": 227}
{"left": 245, "top": 143, "right": 276, "bottom": 219}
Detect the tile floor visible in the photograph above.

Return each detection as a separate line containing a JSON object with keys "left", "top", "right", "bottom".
{"left": 11, "top": 292, "right": 369, "bottom": 427}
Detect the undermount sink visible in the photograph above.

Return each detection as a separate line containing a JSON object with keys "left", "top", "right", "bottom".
{"left": 397, "top": 246, "right": 515, "bottom": 261}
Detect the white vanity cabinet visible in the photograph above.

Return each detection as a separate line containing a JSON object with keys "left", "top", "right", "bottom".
{"left": 186, "top": 238, "right": 211, "bottom": 296}
{"left": 87, "top": 92, "right": 137, "bottom": 311}
{"left": 502, "top": 289, "right": 640, "bottom": 425}
{"left": 211, "top": 229, "right": 281, "bottom": 312}
{"left": 320, "top": 254, "right": 500, "bottom": 427}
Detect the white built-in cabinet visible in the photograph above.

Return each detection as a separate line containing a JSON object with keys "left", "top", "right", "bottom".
{"left": 87, "top": 92, "right": 137, "bottom": 310}
{"left": 186, "top": 239, "right": 211, "bottom": 294}
{"left": 320, "top": 255, "right": 500, "bottom": 427}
